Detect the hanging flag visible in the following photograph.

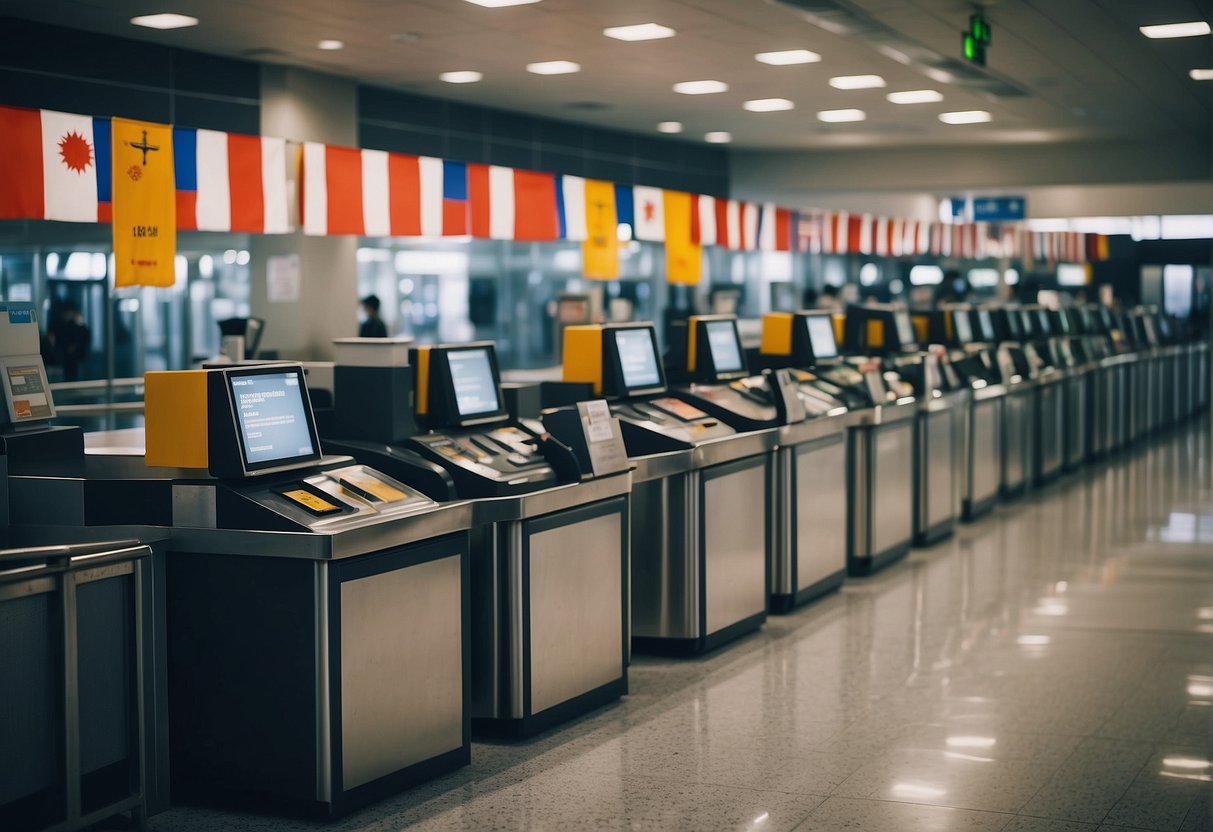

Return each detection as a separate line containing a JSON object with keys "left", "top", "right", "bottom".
{"left": 741, "top": 202, "right": 759, "bottom": 251}
{"left": 874, "top": 217, "right": 889, "bottom": 256}
{"left": 801, "top": 213, "right": 821, "bottom": 254}
{"left": 774, "top": 206, "right": 793, "bottom": 252}
{"left": 693, "top": 194, "right": 717, "bottom": 246}
{"left": 173, "top": 127, "right": 289, "bottom": 234}
{"left": 583, "top": 179, "right": 619, "bottom": 279}
{"left": 664, "top": 191, "right": 701, "bottom": 285}
{"left": 112, "top": 117, "right": 176, "bottom": 287}
{"left": 846, "top": 214, "right": 863, "bottom": 254}
{"left": 438, "top": 160, "right": 468, "bottom": 236}
{"left": 714, "top": 199, "right": 742, "bottom": 250}
{"left": 631, "top": 185, "right": 665, "bottom": 241}
{"left": 557, "top": 175, "right": 587, "bottom": 241}
{"left": 614, "top": 184, "right": 634, "bottom": 236}
{"left": 467, "top": 164, "right": 559, "bottom": 241}
{"left": 0, "top": 106, "right": 104, "bottom": 223}
{"left": 759, "top": 203, "right": 776, "bottom": 252}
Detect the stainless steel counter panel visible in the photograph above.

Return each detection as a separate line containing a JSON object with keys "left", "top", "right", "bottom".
{"left": 470, "top": 472, "right": 632, "bottom": 525}
{"left": 630, "top": 472, "right": 698, "bottom": 640}
{"left": 967, "top": 393, "right": 1002, "bottom": 512}
{"left": 849, "top": 415, "right": 915, "bottom": 573}
{"left": 703, "top": 459, "right": 768, "bottom": 636}
{"left": 630, "top": 449, "right": 695, "bottom": 484}
{"left": 1063, "top": 368, "right": 1088, "bottom": 470}
{"left": 916, "top": 395, "right": 962, "bottom": 541}
{"left": 791, "top": 435, "right": 847, "bottom": 591}
{"left": 527, "top": 511, "right": 624, "bottom": 714}
{"left": 850, "top": 397, "right": 919, "bottom": 427}
{"left": 692, "top": 428, "right": 778, "bottom": 469}
{"left": 339, "top": 553, "right": 463, "bottom": 791}
{"left": 1034, "top": 375, "right": 1064, "bottom": 484}
{"left": 777, "top": 410, "right": 855, "bottom": 446}
{"left": 1001, "top": 381, "right": 1032, "bottom": 494}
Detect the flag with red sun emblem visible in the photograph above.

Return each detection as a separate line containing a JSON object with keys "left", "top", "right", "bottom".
{"left": 631, "top": 185, "right": 666, "bottom": 242}
{"left": 0, "top": 107, "right": 101, "bottom": 222}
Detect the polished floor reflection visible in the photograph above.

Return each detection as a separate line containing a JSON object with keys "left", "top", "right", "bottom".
{"left": 152, "top": 419, "right": 1213, "bottom": 832}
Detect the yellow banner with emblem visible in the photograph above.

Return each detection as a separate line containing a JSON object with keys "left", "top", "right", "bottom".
{"left": 112, "top": 118, "right": 176, "bottom": 287}
{"left": 663, "top": 190, "right": 701, "bottom": 286}
{"left": 582, "top": 178, "right": 619, "bottom": 280}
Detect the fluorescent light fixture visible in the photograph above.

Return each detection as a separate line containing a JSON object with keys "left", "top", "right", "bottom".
{"left": 817, "top": 108, "right": 866, "bottom": 122}
{"left": 705, "top": 131, "right": 732, "bottom": 143}
{"left": 674, "top": 80, "right": 728, "bottom": 94}
{"left": 829, "top": 74, "right": 885, "bottom": 89}
{"left": 909, "top": 265, "right": 943, "bottom": 285}
{"left": 1140, "top": 21, "right": 1211, "bottom": 39}
{"left": 887, "top": 89, "right": 943, "bottom": 104}
{"left": 440, "top": 70, "right": 483, "bottom": 83}
{"left": 317, "top": 39, "right": 344, "bottom": 50}
{"left": 657, "top": 121, "right": 683, "bottom": 134}
{"left": 946, "top": 736, "right": 996, "bottom": 749}
{"left": 755, "top": 49, "right": 821, "bottom": 65}
{"left": 940, "top": 110, "right": 992, "bottom": 124}
{"left": 744, "top": 98, "right": 795, "bottom": 112}
{"left": 1192, "top": 68, "right": 1213, "bottom": 80}
{"left": 527, "top": 60, "right": 580, "bottom": 75}
{"left": 1017, "top": 635, "right": 1051, "bottom": 646}
{"left": 465, "top": 0, "right": 541, "bottom": 6}
{"left": 130, "top": 13, "right": 198, "bottom": 29}
{"left": 604, "top": 23, "right": 675, "bottom": 41}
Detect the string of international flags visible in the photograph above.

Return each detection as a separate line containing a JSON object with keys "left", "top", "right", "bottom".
{"left": 0, "top": 104, "right": 1108, "bottom": 288}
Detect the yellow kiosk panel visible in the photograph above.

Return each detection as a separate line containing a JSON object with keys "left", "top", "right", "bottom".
{"left": 561, "top": 325, "right": 604, "bottom": 394}
{"left": 145, "top": 370, "right": 209, "bottom": 469}
{"left": 760, "top": 313, "right": 794, "bottom": 356}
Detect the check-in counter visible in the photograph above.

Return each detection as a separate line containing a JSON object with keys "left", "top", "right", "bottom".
{"left": 914, "top": 388, "right": 968, "bottom": 545}
{"left": 1032, "top": 370, "right": 1065, "bottom": 484}
{"left": 770, "top": 411, "right": 852, "bottom": 612}
{"left": 848, "top": 398, "right": 917, "bottom": 575}
{"left": 1062, "top": 363, "right": 1090, "bottom": 471}
{"left": 1001, "top": 377, "right": 1034, "bottom": 497}
{"left": 1196, "top": 340, "right": 1211, "bottom": 414}
{"left": 963, "top": 382, "right": 1004, "bottom": 519}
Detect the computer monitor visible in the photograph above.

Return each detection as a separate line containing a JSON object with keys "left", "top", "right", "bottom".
{"left": 432, "top": 345, "right": 508, "bottom": 427}
{"left": 607, "top": 325, "right": 666, "bottom": 396}
{"left": 1018, "top": 309, "right": 1036, "bottom": 339}
{"left": 223, "top": 365, "right": 322, "bottom": 474}
{"left": 894, "top": 310, "right": 917, "bottom": 350}
{"left": 952, "top": 310, "right": 973, "bottom": 345}
{"left": 704, "top": 319, "right": 745, "bottom": 375}
{"left": 804, "top": 314, "right": 839, "bottom": 361}
{"left": 976, "top": 309, "right": 995, "bottom": 342}
{"left": 1036, "top": 309, "right": 1053, "bottom": 336}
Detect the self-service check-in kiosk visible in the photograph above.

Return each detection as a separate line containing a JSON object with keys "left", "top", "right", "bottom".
{"left": 143, "top": 363, "right": 473, "bottom": 817}
{"left": 989, "top": 307, "right": 1039, "bottom": 497}
{"left": 562, "top": 321, "right": 774, "bottom": 654}
{"left": 836, "top": 305, "right": 920, "bottom": 573}
{"left": 1021, "top": 305, "right": 1066, "bottom": 485}
{"left": 758, "top": 311, "right": 855, "bottom": 611}
{"left": 390, "top": 342, "right": 631, "bottom": 739}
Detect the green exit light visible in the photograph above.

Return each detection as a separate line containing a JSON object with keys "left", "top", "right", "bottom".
{"left": 970, "top": 13, "right": 992, "bottom": 45}
{"left": 962, "top": 13, "right": 991, "bottom": 66}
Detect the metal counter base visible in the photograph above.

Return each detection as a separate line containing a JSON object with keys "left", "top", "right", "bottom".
{"left": 963, "top": 493, "right": 1000, "bottom": 522}
{"left": 913, "top": 391, "right": 967, "bottom": 548}
{"left": 848, "top": 541, "right": 911, "bottom": 577}
{"left": 632, "top": 611, "right": 767, "bottom": 656}
{"left": 167, "top": 532, "right": 471, "bottom": 819}
{"left": 472, "top": 678, "right": 627, "bottom": 740}
{"left": 770, "top": 570, "right": 847, "bottom": 615}
{"left": 962, "top": 387, "right": 1003, "bottom": 523}
{"left": 848, "top": 401, "right": 916, "bottom": 578}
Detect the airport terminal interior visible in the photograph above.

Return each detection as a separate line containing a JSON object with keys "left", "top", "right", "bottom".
{"left": 0, "top": 1, "right": 1210, "bottom": 830}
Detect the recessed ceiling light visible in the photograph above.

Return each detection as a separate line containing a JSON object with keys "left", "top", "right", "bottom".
{"left": 743, "top": 98, "right": 795, "bottom": 112}
{"left": 130, "top": 13, "right": 198, "bottom": 30}
{"left": 829, "top": 74, "right": 885, "bottom": 89}
{"left": 440, "top": 70, "right": 483, "bottom": 83}
{"left": 755, "top": 49, "right": 821, "bottom": 65}
{"left": 1191, "top": 68, "right": 1213, "bottom": 80}
{"left": 527, "top": 60, "right": 580, "bottom": 75}
{"left": 887, "top": 89, "right": 943, "bottom": 104}
{"left": 1139, "top": 21, "right": 1211, "bottom": 38}
{"left": 657, "top": 121, "right": 683, "bottom": 134}
{"left": 939, "top": 109, "right": 992, "bottom": 124}
{"left": 603, "top": 23, "right": 676, "bottom": 41}
{"left": 817, "top": 108, "right": 866, "bottom": 122}
{"left": 464, "top": 0, "right": 542, "bottom": 6}
{"left": 317, "top": 39, "right": 344, "bottom": 50}
{"left": 674, "top": 80, "right": 728, "bottom": 95}
{"left": 705, "top": 132, "right": 732, "bottom": 143}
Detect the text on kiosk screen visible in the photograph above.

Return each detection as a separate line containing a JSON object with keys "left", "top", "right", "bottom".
{"left": 448, "top": 349, "right": 500, "bottom": 416}
{"left": 232, "top": 372, "right": 316, "bottom": 464}
{"left": 806, "top": 317, "right": 838, "bottom": 359}
{"left": 615, "top": 329, "right": 661, "bottom": 389}
{"left": 705, "top": 321, "right": 743, "bottom": 372}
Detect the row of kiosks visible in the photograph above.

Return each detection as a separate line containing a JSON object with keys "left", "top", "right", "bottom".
{"left": 323, "top": 340, "right": 631, "bottom": 739}
{"left": 142, "top": 364, "right": 475, "bottom": 817}
{"left": 562, "top": 317, "right": 783, "bottom": 652}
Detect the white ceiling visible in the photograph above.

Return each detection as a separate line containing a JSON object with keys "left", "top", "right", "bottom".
{"left": 2, "top": 0, "right": 1210, "bottom": 151}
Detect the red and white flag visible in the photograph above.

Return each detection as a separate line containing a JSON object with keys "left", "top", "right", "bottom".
{"left": 741, "top": 202, "right": 759, "bottom": 250}
{"left": 0, "top": 107, "right": 101, "bottom": 222}
{"left": 631, "top": 185, "right": 666, "bottom": 242}
{"left": 693, "top": 194, "right": 717, "bottom": 246}
{"left": 468, "top": 164, "right": 558, "bottom": 241}
{"left": 174, "top": 128, "right": 290, "bottom": 234}
{"left": 714, "top": 199, "right": 742, "bottom": 250}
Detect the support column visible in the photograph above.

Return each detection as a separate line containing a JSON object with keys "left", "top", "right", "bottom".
{"left": 249, "top": 66, "right": 358, "bottom": 360}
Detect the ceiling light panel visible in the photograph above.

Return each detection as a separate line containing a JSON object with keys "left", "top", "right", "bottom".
{"left": 829, "top": 74, "right": 885, "bottom": 89}
{"left": 939, "top": 110, "right": 992, "bottom": 124}
{"left": 603, "top": 23, "right": 676, "bottom": 41}
{"left": 817, "top": 108, "right": 866, "bottom": 122}
{"left": 527, "top": 61, "right": 580, "bottom": 75}
{"left": 744, "top": 98, "right": 795, "bottom": 112}
{"left": 705, "top": 132, "right": 732, "bottom": 143}
{"left": 657, "top": 121, "right": 683, "bottom": 133}
{"left": 755, "top": 49, "right": 821, "bottom": 65}
{"left": 464, "top": 0, "right": 542, "bottom": 7}
{"left": 887, "top": 89, "right": 943, "bottom": 104}
{"left": 440, "top": 70, "right": 483, "bottom": 83}
{"left": 1139, "top": 21, "right": 1211, "bottom": 38}
{"left": 1191, "top": 69, "right": 1213, "bottom": 80}
{"left": 673, "top": 80, "right": 728, "bottom": 94}
{"left": 317, "top": 39, "right": 344, "bottom": 50}
{"left": 130, "top": 13, "right": 198, "bottom": 30}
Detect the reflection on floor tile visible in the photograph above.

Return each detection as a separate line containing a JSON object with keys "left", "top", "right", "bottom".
{"left": 149, "top": 419, "right": 1213, "bottom": 831}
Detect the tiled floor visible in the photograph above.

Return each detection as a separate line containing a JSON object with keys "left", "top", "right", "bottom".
{"left": 151, "top": 419, "right": 1213, "bottom": 831}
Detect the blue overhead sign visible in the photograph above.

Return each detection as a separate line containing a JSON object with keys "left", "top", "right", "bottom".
{"left": 972, "top": 196, "right": 1026, "bottom": 222}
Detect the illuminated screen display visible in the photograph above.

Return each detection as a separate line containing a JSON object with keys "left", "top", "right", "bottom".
{"left": 614, "top": 328, "right": 662, "bottom": 390}
{"left": 953, "top": 312, "right": 973, "bottom": 344}
{"left": 705, "top": 320, "right": 744, "bottom": 373}
{"left": 977, "top": 310, "right": 995, "bottom": 341}
{"left": 1036, "top": 310, "right": 1052, "bottom": 335}
{"left": 805, "top": 316, "right": 838, "bottom": 360}
{"left": 895, "top": 312, "right": 916, "bottom": 347}
{"left": 448, "top": 348, "right": 501, "bottom": 418}
{"left": 231, "top": 370, "right": 318, "bottom": 467}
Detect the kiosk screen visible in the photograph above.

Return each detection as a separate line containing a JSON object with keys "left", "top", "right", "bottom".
{"left": 230, "top": 369, "right": 320, "bottom": 469}
{"left": 448, "top": 348, "right": 501, "bottom": 418}
{"left": 894, "top": 311, "right": 917, "bottom": 348}
{"left": 1036, "top": 310, "right": 1052, "bottom": 336}
{"left": 805, "top": 316, "right": 838, "bottom": 360}
{"left": 953, "top": 312, "right": 973, "bottom": 344}
{"left": 614, "top": 328, "right": 662, "bottom": 390}
{"left": 977, "top": 310, "right": 995, "bottom": 342}
{"left": 705, "top": 320, "right": 744, "bottom": 373}
{"left": 2, "top": 361, "right": 53, "bottom": 422}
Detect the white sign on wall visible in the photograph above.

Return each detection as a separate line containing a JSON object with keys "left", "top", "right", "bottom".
{"left": 267, "top": 254, "right": 301, "bottom": 303}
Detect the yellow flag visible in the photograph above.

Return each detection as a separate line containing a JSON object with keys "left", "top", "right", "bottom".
{"left": 112, "top": 118, "right": 176, "bottom": 287}
{"left": 663, "top": 190, "right": 701, "bottom": 286}
{"left": 582, "top": 179, "right": 619, "bottom": 280}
